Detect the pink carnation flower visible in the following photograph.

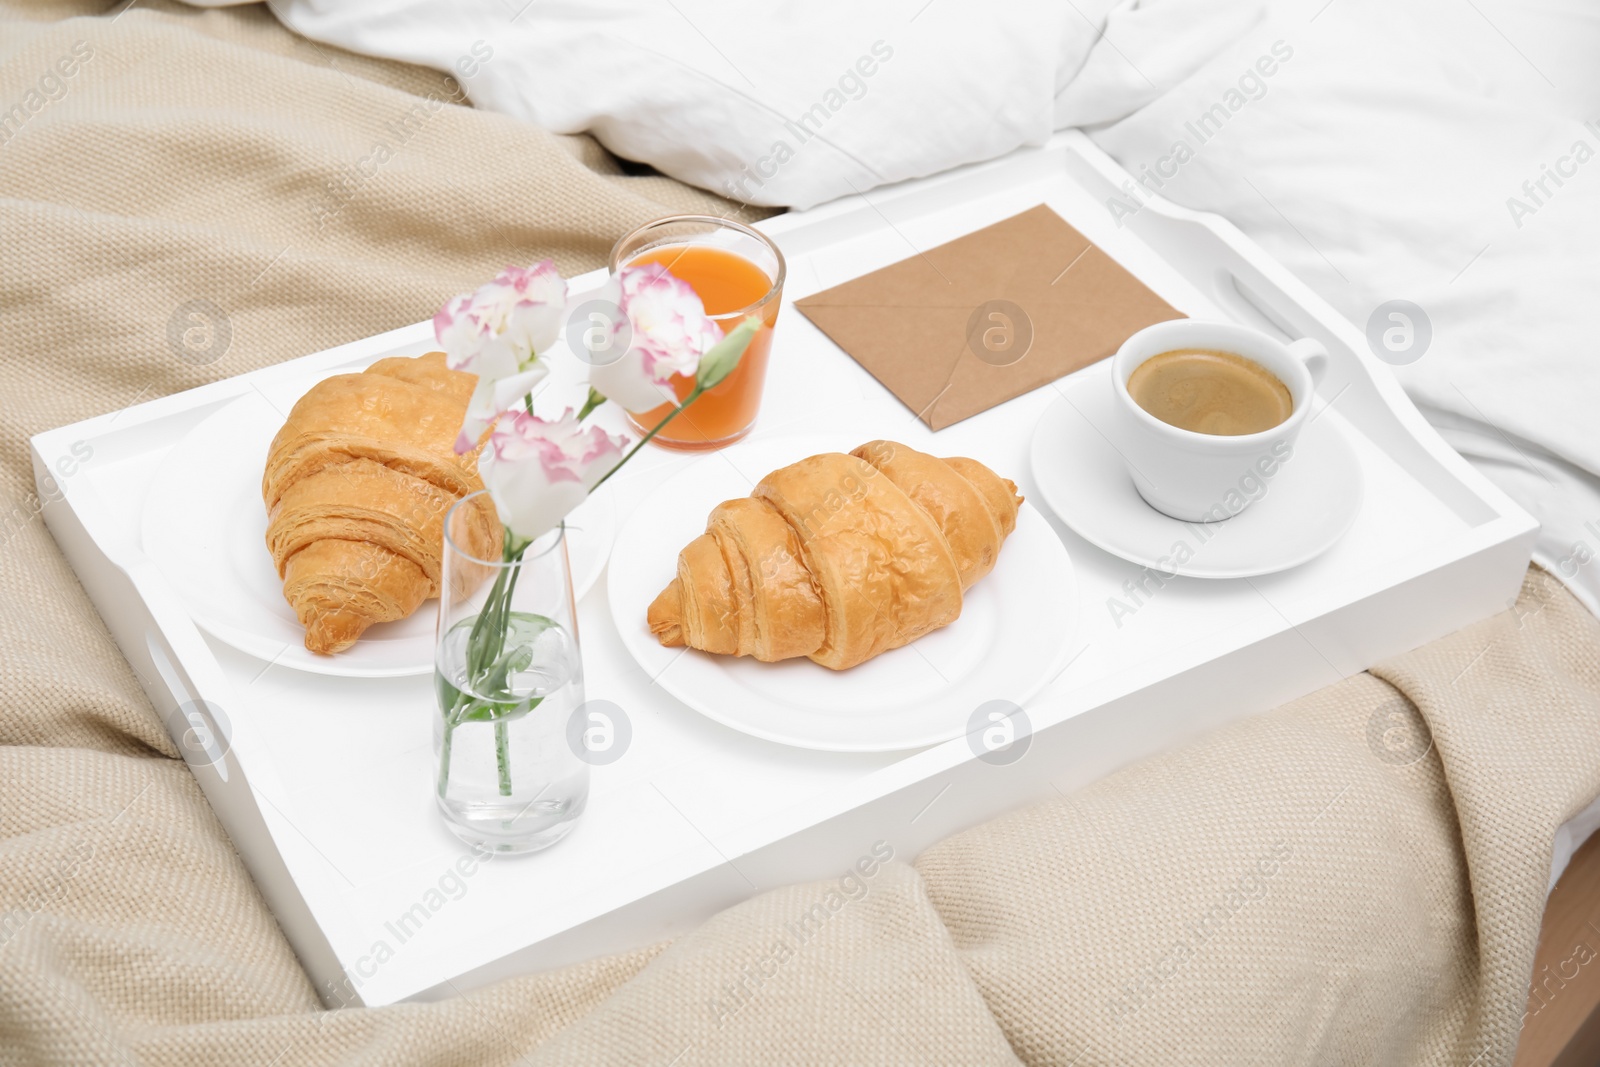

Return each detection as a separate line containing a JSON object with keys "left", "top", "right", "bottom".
{"left": 583, "top": 264, "right": 723, "bottom": 414}
{"left": 434, "top": 260, "right": 569, "bottom": 451}
{"left": 479, "top": 409, "right": 628, "bottom": 541}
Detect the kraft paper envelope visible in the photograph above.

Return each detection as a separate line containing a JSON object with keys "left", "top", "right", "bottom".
{"left": 795, "top": 204, "right": 1184, "bottom": 430}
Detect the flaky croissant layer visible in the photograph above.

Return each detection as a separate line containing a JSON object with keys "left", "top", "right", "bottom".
{"left": 262, "top": 353, "right": 497, "bottom": 655}
{"left": 648, "top": 440, "right": 1022, "bottom": 671}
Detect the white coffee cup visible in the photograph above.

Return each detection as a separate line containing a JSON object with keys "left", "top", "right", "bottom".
{"left": 1106, "top": 321, "right": 1328, "bottom": 522}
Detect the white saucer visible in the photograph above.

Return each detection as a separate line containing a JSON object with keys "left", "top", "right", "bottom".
{"left": 1029, "top": 366, "right": 1363, "bottom": 579}
{"left": 140, "top": 378, "right": 616, "bottom": 678}
{"left": 607, "top": 434, "right": 1080, "bottom": 752}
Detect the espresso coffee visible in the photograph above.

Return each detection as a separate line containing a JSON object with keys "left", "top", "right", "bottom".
{"left": 1126, "top": 348, "right": 1293, "bottom": 436}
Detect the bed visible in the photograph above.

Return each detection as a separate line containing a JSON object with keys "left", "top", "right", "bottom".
{"left": 2, "top": 1, "right": 1598, "bottom": 1064}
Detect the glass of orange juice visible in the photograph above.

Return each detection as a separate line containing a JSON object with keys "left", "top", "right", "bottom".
{"left": 609, "top": 215, "right": 785, "bottom": 450}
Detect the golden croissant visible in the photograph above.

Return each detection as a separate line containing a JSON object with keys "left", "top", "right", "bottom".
{"left": 262, "top": 352, "right": 499, "bottom": 655}
{"left": 648, "top": 440, "right": 1022, "bottom": 670}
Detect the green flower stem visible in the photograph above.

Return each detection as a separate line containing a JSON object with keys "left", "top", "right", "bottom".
{"left": 589, "top": 385, "right": 706, "bottom": 493}
{"left": 438, "top": 530, "right": 533, "bottom": 801}
{"left": 493, "top": 722, "right": 512, "bottom": 797}
{"left": 576, "top": 386, "right": 606, "bottom": 421}
{"left": 490, "top": 541, "right": 528, "bottom": 797}
{"left": 436, "top": 718, "right": 456, "bottom": 798}
{"left": 496, "top": 538, "right": 529, "bottom": 650}
{"left": 464, "top": 530, "right": 514, "bottom": 677}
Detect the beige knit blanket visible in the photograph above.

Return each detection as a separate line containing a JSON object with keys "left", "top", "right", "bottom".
{"left": 3, "top": 4, "right": 1599, "bottom": 1065}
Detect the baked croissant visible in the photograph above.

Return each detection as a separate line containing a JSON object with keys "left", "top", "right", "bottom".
{"left": 262, "top": 352, "right": 499, "bottom": 655}
{"left": 648, "top": 440, "right": 1022, "bottom": 670}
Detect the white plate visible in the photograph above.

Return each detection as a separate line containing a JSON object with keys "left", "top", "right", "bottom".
{"left": 607, "top": 435, "right": 1079, "bottom": 752}
{"left": 1029, "top": 365, "right": 1363, "bottom": 579}
{"left": 140, "top": 376, "right": 616, "bottom": 678}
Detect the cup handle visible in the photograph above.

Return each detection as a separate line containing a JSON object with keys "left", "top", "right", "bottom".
{"left": 1287, "top": 338, "right": 1328, "bottom": 388}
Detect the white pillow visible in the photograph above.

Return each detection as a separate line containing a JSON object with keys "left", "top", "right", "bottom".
{"left": 264, "top": 0, "right": 1259, "bottom": 209}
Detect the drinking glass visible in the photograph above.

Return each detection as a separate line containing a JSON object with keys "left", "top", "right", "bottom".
{"left": 433, "top": 491, "right": 589, "bottom": 854}
{"left": 610, "top": 215, "right": 786, "bottom": 450}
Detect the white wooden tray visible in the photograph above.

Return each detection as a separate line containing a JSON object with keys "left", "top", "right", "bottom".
{"left": 31, "top": 131, "right": 1536, "bottom": 1007}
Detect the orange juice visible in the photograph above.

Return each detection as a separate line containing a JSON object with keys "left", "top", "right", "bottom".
{"left": 625, "top": 244, "right": 780, "bottom": 448}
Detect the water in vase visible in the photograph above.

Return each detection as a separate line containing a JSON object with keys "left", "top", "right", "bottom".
{"left": 434, "top": 612, "right": 590, "bottom": 853}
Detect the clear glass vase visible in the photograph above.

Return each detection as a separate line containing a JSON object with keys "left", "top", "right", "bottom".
{"left": 433, "top": 491, "right": 589, "bottom": 854}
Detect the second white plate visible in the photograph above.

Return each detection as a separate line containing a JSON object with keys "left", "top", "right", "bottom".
{"left": 140, "top": 375, "right": 616, "bottom": 678}
{"left": 607, "top": 435, "right": 1079, "bottom": 752}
